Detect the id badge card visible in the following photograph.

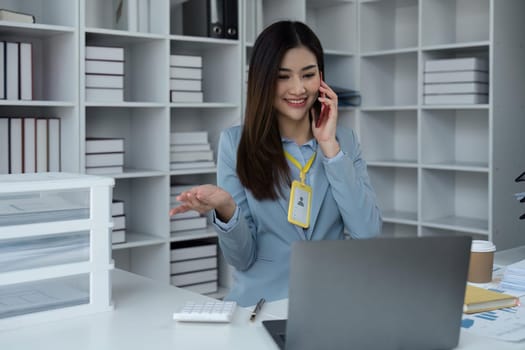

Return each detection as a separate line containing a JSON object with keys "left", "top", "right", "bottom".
{"left": 287, "top": 180, "right": 312, "bottom": 228}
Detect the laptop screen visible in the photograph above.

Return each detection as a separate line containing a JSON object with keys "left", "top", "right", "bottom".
{"left": 265, "top": 236, "right": 471, "bottom": 350}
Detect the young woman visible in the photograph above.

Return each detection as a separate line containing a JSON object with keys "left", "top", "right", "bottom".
{"left": 170, "top": 20, "right": 382, "bottom": 307}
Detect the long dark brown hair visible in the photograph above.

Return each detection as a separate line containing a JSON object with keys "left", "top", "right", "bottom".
{"left": 237, "top": 21, "right": 324, "bottom": 200}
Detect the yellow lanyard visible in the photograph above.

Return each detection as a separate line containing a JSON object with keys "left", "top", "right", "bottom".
{"left": 284, "top": 151, "right": 316, "bottom": 184}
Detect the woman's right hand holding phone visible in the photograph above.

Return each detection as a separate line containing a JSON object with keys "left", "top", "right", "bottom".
{"left": 312, "top": 78, "right": 340, "bottom": 158}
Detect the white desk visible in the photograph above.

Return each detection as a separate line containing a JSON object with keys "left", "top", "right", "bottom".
{"left": 0, "top": 246, "right": 524, "bottom": 350}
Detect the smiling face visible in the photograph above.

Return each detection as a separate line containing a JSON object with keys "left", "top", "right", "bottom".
{"left": 273, "top": 46, "right": 321, "bottom": 128}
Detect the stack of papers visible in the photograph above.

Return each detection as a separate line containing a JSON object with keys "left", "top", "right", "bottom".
{"left": 500, "top": 259, "right": 525, "bottom": 291}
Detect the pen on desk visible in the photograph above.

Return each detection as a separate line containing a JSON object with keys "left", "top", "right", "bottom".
{"left": 250, "top": 298, "right": 265, "bottom": 321}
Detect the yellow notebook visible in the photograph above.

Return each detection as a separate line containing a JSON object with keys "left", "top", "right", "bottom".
{"left": 463, "top": 285, "right": 520, "bottom": 314}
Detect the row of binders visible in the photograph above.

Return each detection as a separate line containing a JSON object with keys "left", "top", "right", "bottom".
{"left": 170, "top": 239, "right": 218, "bottom": 295}
{"left": 0, "top": 41, "right": 32, "bottom": 100}
{"left": 423, "top": 57, "right": 489, "bottom": 105}
{"left": 182, "top": 0, "right": 238, "bottom": 40}
{"left": 170, "top": 184, "right": 207, "bottom": 232}
{"left": 85, "top": 137, "right": 125, "bottom": 175}
{"left": 85, "top": 46, "right": 125, "bottom": 102}
{"left": 170, "top": 131, "right": 215, "bottom": 171}
{"left": 170, "top": 54, "right": 203, "bottom": 103}
{"left": 0, "top": 117, "right": 60, "bottom": 174}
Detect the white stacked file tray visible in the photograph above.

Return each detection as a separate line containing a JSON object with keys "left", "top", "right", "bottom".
{"left": 423, "top": 57, "right": 489, "bottom": 105}
{"left": 0, "top": 172, "right": 115, "bottom": 330}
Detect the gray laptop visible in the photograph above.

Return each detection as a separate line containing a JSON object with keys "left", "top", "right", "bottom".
{"left": 263, "top": 236, "right": 471, "bottom": 350}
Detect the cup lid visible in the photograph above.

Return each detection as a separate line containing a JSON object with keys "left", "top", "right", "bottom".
{"left": 471, "top": 240, "right": 496, "bottom": 252}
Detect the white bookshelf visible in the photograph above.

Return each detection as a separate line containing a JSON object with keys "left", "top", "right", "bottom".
{"left": 357, "top": 0, "right": 525, "bottom": 250}
{"left": 2, "top": 0, "right": 524, "bottom": 301}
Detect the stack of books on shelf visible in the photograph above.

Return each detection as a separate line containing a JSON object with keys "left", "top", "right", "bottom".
{"left": 423, "top": 57, "right": 489, "bottom": 105}
{"left": 0, "top": 117, "right": 60, "bottom": 174}
{"left": 0, "top": 41, "right": 32, "bottom": 100}
{"left": 85, "top": 46, "right": 125, "bottom": 102}
{"left": 85, "top": 137, "right": 125, "bottom": 175}
{"left": 500, "top": 259, "right": 525, "bottom": 292}
{"left": 170, "top": 184, "right": 207, "bottom": 232}
{"left": 170, "top": 131, "right": 215, "bottom": 171}
{"left": 170, "top": 239, "right": 218, "bottom": 295}
{"left": 170, "top": 54, "right": 203, "bottom": 103}
{"left": 111, "top": 199, "right": 126, "bottom": 244}
{"left": 0, "top": 9, "right": 35, "bottom": 23}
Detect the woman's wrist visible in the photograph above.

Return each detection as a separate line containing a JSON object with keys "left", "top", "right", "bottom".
{"left": 318, "top": 139, "right": 341, "bottom": 159}
{"left": 215, "top": 198, "right": 236, "bottom": 222}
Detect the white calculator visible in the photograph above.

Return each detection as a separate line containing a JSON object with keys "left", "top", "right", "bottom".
{"left": 173, "top": 301, "right": 237, "bottom": 323}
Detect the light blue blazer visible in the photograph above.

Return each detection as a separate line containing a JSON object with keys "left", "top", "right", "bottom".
{"left": 213, "top": 126, "right": 382, "bottom": 306}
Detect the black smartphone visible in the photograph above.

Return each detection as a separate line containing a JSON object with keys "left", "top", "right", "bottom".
{"left": 315, "top": 73, "right": 329, "bottom": 127}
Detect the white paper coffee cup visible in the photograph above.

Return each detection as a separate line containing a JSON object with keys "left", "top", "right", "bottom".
{"left": 468, "top": 240, "right": 496, "bottom": 283}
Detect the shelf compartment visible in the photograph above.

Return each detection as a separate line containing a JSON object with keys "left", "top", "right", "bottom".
{"left": 421, "top": 169, "right": 489, "bottom": 233}
{"left": 85, "top": 0, "right": 166, "bottom": 35}
{"left": 360, "top": 0, "right": 418, "bottom": 53}
{"left": 112, "top": 231, "right": 166, "bottom": 250}
{"left": 85, "top": 107, "right": 169, "bottom": 173}
{"left": 421, "top": 0, "right": 490, "bottom": 47}
{"left": 240, "top": 0, "right": 306, "bottom": 38}
{"left": 170, "top": 39, "right": 241, "bottom": 104}
{"left": 421, "top": 109, "right": 488, "bottom": 169}
{"left": 324, "top": 55, "right": 356, "bottom": 90}
{"left": 361, "top": 110, "right": 417, "bottom": 163}
{"left": 0, "top": 31, "right": 77, "bottom": 102}
{"left": 421, "top": 226, "right": 489, "bottom": 240}
{"left": 421, "top": 46, "right": 489, "bottom": 106}
{"left": 113, "top": 176, "right": 169, "bottom": 241}
{"left": 170, "top": 107, "right": 240, "bottom": 159}
{"left": 381, "top": 222, "right": 418, "bottom": 238}
{"left": 367, "top": 166, "right": 418, "bottom": 223}
{"left": 243, "top": 0, "right": 261, "bottom": 44}
{"left": 360, "top": 52, "right": 417, "bottom": 107}
{"left": 306, "top": 0, "right": 356, "bottom": 53}
{"left": 85, "top": 33, "right": 168, "bottom": 103}
{"left": 0, "top": 0, "right": 78, "bottom": 27}
{"left": 112, "top": 243, "right": 170, "bottom": 283}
